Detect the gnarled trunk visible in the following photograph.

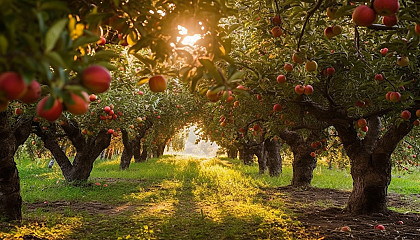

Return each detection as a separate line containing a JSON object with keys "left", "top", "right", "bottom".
{"left": 253, "top": 144, "right": 266, "bottom": 174}
{"left": 279, "top": 129, "right": 318, "bottom": 187}
{"left": 334, "top": 116, "right": 413, "bottom": 214}
{"left": 0, "top": 113, "right": 32, "bottom": 221}
{"left": 36, "top": 121, "right": 111, "bottom": 182}
{"left": 138, "top": 144, "right": 149, "bottom": 162}
{"left": 238, "top": 146, "right": 254, "bottom": 165}
{"left": 264, "top": 139, "right": 282, "bottom": 177}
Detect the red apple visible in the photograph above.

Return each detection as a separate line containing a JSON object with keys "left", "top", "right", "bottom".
{"left": 375, "top": 74, "right": 384, "bottom": 81}
{"left": 357, "top": 118, "right": 367, "bottom": 128}
{"left": 327, "top": 67, "right": 335, "bottom": 75}
{"left": 276, "top": 74, "right": 286, "bottom": 84}
{"left": 65, "top": 91, "right": 89, "bottom": 115}
{"left": 361, "top": 126, "right": 369, "bottom": 132}
{"left": 89, "top": 94, "right": 97, "bottom": 102}
{"left": 0, "top": 72, "right": 27, "bottom": 100}
{"left": 294, "top": 85, "right": 305, "bottom": 95}
{"left": 414, "top": 120, "right": 419, "bottom": 126}
{"left": 332, "top": 25, "right": 342, "bottom": 35}
{"left": 341, "top": 226, "right": 351, "bottom": 232}
{"left": 380, "top": 48, "right": 388, "bottom": 56}
{"left": 324, "top": 26, "right": 334, "bottom": 39}
{"left": 272, "top": 15, "right": 281, "bottom": 25}
{"left": 206, "top": 90, "right": 220, "bottom": 102}
{"left": 304, "top": 85, "right": 314, "bottom": 95}
{"left": 389, "top": 92, "right": 401, "bottom": 102}
{"left": 373, "top": 0, "right": 400, "bottom": 16}
{"left": 271, "top": 26, "right": 282, "bottom": 38}
{"left": 138, "top": 90, "right": 143, "bottom": 96}
{"left": 284, "top": 63, "right": 293, "bottom": 72}
{"left": 415, "top": 23, "right": 420, "bottom": 36}
{"left": 233, "top": 101, "right": 239, "bottom": 107}
{"left": 15, "top": 108, "right": 22, "bottom": 115}
{"left": 382, "top": 14, "right": 397, "bottom": 26}
{"left": 416, "top": 109, "right": 420, "bottom": 118}
{"left": 273, "top": 104, "right": 282, "bottom": 112}
{"left": 374, "top": 224, "right": 385, "bottom": 230}
{"left": 104, "top": 106, "right": 111, "bottom": 112}
{"left": 226, "top": 96, "right": 234, "bottom": 103}
{"left": 352, "top": 5, "right": 376, "bottom": 27}
{"left": 292, "top": 53, "right": 304, "bottom": 64}
{"left": 310, "top": 152, "right": 316, "bottom": 157}
{"left": 82, "top": 65, "right": 111, "bottom": 93}
{"left": 253, "top": 124, "right": 261, "bottom": 131}
{"left": 256, "top": 94, "right": 262, "bottom": 101}
{"left": 401, "top": 110, "right": 411, "bottom": 120}
{"left": 37, "top": 96, "right": 63, "bottom": 121}
{"left": 107, "top": 129, "right": 114, "bottom": 135}
{"left": 149, "top": 75, "right": 167, "bottom": 92}
{"left": 18, "top": 80, "right": 41, "bottom": 104}
{"left": 97, "top": 36, "right": 106, "bottom": 45}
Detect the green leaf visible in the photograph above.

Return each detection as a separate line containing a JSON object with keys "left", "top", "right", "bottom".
{"left": 198, "top": 58, "right": 224, "bottom": 85}
{"left": 43, "top": 96, "right": 55, "bottom": 110}
{"left": 44, "top": 52, "right": 67, "bottom": 68}
{"left": 93, "top": 50, "right": 120, "bottom": 61}
{"left": 73, "top": 36, "right": 100, "bottom": 48}
{"left": 45, "top": 18, "right": 67, "bottom": 52}
{"left": 0, "top": 35, "right": 8, "bottom": 55}
{"left": 40, "top": 1, "right": 68, "bottom": 11}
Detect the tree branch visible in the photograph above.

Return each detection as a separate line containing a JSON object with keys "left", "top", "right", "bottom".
{"left": 296, "top": 0, "right": 323, "bottom": 52}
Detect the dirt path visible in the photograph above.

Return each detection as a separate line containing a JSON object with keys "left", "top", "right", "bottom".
{"left": 273, "top": 186, "right": 420, "bottom": 240}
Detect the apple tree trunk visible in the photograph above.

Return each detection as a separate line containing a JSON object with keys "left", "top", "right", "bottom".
{"left": 264, "top": 139, "right": 282, "bottom": 177}
{"left": 226, "top": 146, "right": 238, "bottom": 159}
{"left": 238, "top": 145, "right": 254, "bottom": 165}
{"left": 36, "top": 121, "right": 111, "bottom": 182}
{"left": 0, "top": 112, "right": 32, "bottom": 221}
{"left": 138, "top": 144, "right": 149, "bottom": 162}
{"left": 253, "top": 144, "right": 266, "bottom": 174}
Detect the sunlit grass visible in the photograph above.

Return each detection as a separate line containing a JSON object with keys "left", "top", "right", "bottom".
{"left": 2, "top": 155, "right": 417, "bottom": 239}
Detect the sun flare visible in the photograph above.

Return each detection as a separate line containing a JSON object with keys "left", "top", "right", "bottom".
{"left": 177, "top": 25, "right": 202, "bottom": 46}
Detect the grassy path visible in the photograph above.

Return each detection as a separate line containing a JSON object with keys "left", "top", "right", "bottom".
{"left": 1, "top": 155, "right": 418, "bottom": 239}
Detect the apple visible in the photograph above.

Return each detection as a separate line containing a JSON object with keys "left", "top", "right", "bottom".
{"left": 104, "top": 106, "right": 111, "bottom": 112}
{"left": 82, "top": 65, "right": 111, "bottom": 93}
{"left": 277, "top": 74, "right": 286, "bottom": 84}
{"left": 138, "top": 90, "right": 143, "bottom": 95}
{"left": 324, "top": 26, "right": 334, "bottom": 39}
{"left": 292, "top": 53, "right": 304, "bottom": 64}
{"left": 65, "top": 91, "right": 89, "bottom": 115}
{"left": 256, "top": 94, "right": 262, "bottom": 101}
{"left": 37, "top": 96, "right": 63, "bottom": 121}
{"left": 220, "top": 121, "right": 226, "bottom": 127}
{"left": 311, "top": 142, "right": 318, "bottom": 149}
{"left": 416, "top": 109, "right": 420, "bottom": 118}
{"left": 107, "top": 110, "right": 114, "bottom": 115}
{"left": 374, "top": 74, "right": 384, "bottom": 81}
{"left": 397, "top": 56, "right": 409, "bottom": 67}
{"left": 253, "top": 124, "right": 261, "bottom": 131}
{"left": 401, "top": 110, "right": 411, "bottom": 120}
{"left": 97, "top": 36, "right": 106, "bottom": 45}
{"left": 107, "top": 129, "right": 114, "bottom": 134}
{"left": 389, "top": 91, "right": 401, "bottom": 102}
{"left": 89, "top": 94, "right": 97, "bottom": 102}
{"left": 304, "top": 85, "right": 314, "bottom": 95}
{"left": 206, "top": 90, "right": 220, "bottom": 102}
{"left": 0, "top": 72, "right": 27, "bottom": 100}
{"left": 284, "top": 63, "right": 293, "bottom": 72}
{"left": 357, "top": 118, "right": 367, "bottom": 128}
{"left": 294, "top": 85, "right": 305, "bottom": 95}
{"left": 271, "top": 26, "right": 282, "bottom": 38}
{"left": 18, "top": 80, "right": 41, "bottom": 104}
{"left": 272, "top": 15, "right": 281, "bottom": 25}
{"left": 226, "top": 96, "right": 234, "bottom": 103}
{"left": 305, "top": 61, "right": 318, "bottom": 72}
{"left": 326, "top": 67, "right": 335, "bottom": 75}
{"left": 374, "top": 224, "right": 385, "bottom": 230}
{"left": 361, "top": 126, "right": 369, "bottom": 132}
{"left": 81, "top": 129, "right": 88, "bottom": 135}
{"left": 415, "top": 23, "right": 420, "bottom": 35}
{"left": 273, "top": 104, "right": 282, "bottom": 112}
{"left": 233, "top": 101, "right": 239, "bottom": 107}
{"left": 380, "top": 48, "right": 388, "bottom": 56}
{"left": 373, "top": 0, "right": 400, "bottom": 16}
{"left": 352, "top": 5, "right": 376, "bottom": 27}
{"left": 332, "top": 25, "right": 342, "bottom": 35}
{"left": 149, "top": 75, "right": 167, "bottom": 92}
{"left": 236, "top": 85, "right": 247, "bottom": 90}
{"left": 310, "top": 152, "right": 316, "bottom": 157}
{"left": 326, "top": 7, "right": 337, "bottom": 19}
{"left": 340, "top": 226, "right": 351, "bottom": 232}
{"left": 382, "top": 14, "right": 397, "bottom": 26}
{"left": 239, "top": 128, "right": 245, "bottom": 133}
{"left": 414, "top": 120, "right": 419, "bottom": 126}
{"left": 397, "top": 221, "right": 404, "bottom": 225}
{"left": 15, "top": 108, "right": 22, "bottom": 115}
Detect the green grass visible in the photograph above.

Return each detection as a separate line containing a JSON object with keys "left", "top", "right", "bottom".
{"left": 1, "top": 155, "right": 418, "bottom": 240}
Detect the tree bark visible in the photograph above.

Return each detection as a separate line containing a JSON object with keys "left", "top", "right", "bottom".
{"left": 36, "top": 121, "right": 111, "bottom": 182}
{"left": 120, "top": 130, "right": 133, "bottom": 170}
{"left": 0, "top": 113, "right": 31, "bottom": 221}
{"left": 238, "top": 145, "right": 254, "bottom": 165}
{"left": 139, "top": 144, "right": 149, "bottom": 162}
{"left": 279, "top": 129, "right": 318, "bottom": 187}
{"left": 264, "top": 139, "right": 282, "bottom": 177}
{"left": 226, "top": 146, "right": 238, "bottom": 159}
{"left": 253, "top": 144, "right": 266, "bottom": 174}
